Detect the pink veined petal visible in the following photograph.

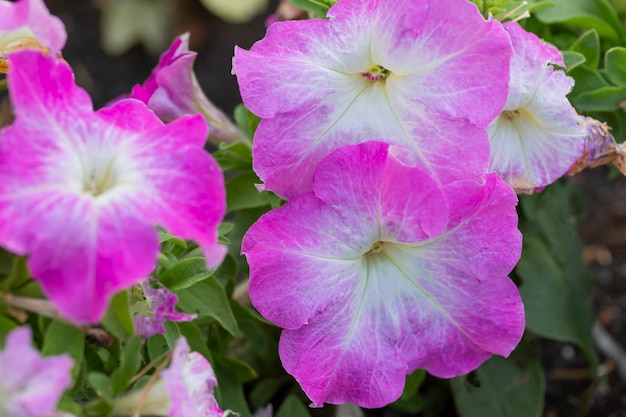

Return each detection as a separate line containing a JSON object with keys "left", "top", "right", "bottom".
{"left": 162, "top": 337, "right": 225, "bottom": 417}
{"left": 245, "top": 142, "right": 523, "bottom": 407}
{"left": 98, "top": 108, "right": 227, "bottom": 268}
{"left": 0, "top": 327, "right": 74, "bottom": 417}
{"left": 0, "top": 51, "right": 227, "bottom": 323}
{"left": 0, "top": 0, "right": 66, "bottom": 54}
{"left": 487, "top": 22, "right": 586, "bottom": 192}
{"left": 235, "top": 0, "right": 509, "bottom": 197}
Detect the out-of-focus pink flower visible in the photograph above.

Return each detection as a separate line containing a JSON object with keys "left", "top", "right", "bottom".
{"left": 0, "top": 327, "right": 76, "bottom": 417}
{"left": 487, "top": 22, "right": 587, "bottom": 194}
{"left": 131, "top": 33, "right": 248, "bottom": 145}
{"left": 243, "top": 141, "right": 524, "bottom": 407}
{"left": 112, "top": 337, "right": 227, "bottom": 417}
{"left": 132, "top": 279, "right": 197, "bottom": 338}
{"left": 0, "top": 0, "right": 66, "bottom": 72}
{"left": 0, "top": 50, "right": 226, "bottom": 324}
{"left": 234, "top": 0, "right": 512, "bottom": 198}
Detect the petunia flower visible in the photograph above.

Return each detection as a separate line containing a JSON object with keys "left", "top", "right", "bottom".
{"left": 233, "top": 0, "right": 512, "bottom": 198}
{"left": 132, "top": 33, "right": 248, "bottom": 146}
{"left": 0, "top": 0, "right": 66, "bottom": 72}
{"left": 132, "top": 278, "right": 197, "bottom": 338}
{"left": 111, "top": 336, "right": 228, "bottom": 417}
{"left": 0, "top": 327, "right": 76, "bottom": 417}
{"left": 243, "top": 141, "right": 524, "bottom": 408}
{"left": 0, "top": 50, "right": 226, "bottom": 324}
{"left": 486, "top": 21, "right": 587, "bottom": 194}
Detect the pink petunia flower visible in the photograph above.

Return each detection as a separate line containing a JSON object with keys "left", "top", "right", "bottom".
{"left": 0, "top": 50, "right": 226, "bottom": 324}
{"left": 243, "top": 141, "right": 524, "bottom": 408}
{"left": 486, "top": 22, "right": 587, "bottom": 194}
{"left": 131, "top": 33, "right": 248, "bottom": 145}
{"left": 0, "top": 0, "right": 66, "bottom": 71}
{"left": 112, "top": 337, "right": 227, "bottom": 417}
{"left": 233, "top": 0, "right": 512, "bottom": 198}
{"left": 132, "top": 279, "right": 197, "bottom": 338}
{"left": 0, "top": 327, "right": 76, "bottom": 417}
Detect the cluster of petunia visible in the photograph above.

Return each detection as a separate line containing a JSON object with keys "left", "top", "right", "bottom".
{"left": 0, "top": 0, "right": 230, "bottom": 416}
{"left": 233, "top": 0, "right": 589, "bottom": 408}
{"left": 0, "top": 0, "right": 599, "bottom": 414}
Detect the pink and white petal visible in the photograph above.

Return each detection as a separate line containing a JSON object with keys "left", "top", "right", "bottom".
{"left": 21, "top": 192, "right": 159, "bottom": 323}
{"left": 7, "top": 51, "right": 92, "bottom": 124}
{"left": 244, "top": 194, "right": 368, "bottom": 329}
{"left": 382, "top": 0, "right": 511, "bottom": 127}
{"left": 0, "top": 327, "right": 73, "bottom": 417}
{"left": 312, "top": 141, "right": 448, "bottom": 242}
{"left": 254, "top": 103, "right": 489, "bottom": 198}
{"left": 97, "top": 98, "right": 164, "bottom": 134}
{"left": 163, "top": 337, "right": 225, "bottom": 417}
{"left": 105, "top": 114, "right": 226, "bottom": 268}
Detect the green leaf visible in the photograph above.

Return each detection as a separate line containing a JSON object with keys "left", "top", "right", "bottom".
{"left": 0, "top": 256, "right": 29, "bottom": 292}
{"left": 101, "top": 290, "right": 135, "bottom": 340}
{"left": 213, "top": 356, "right": 253, "bottom": 417}
{"left": 275, "top": 395, "right": 312, "bottom": 417}
{"left": 87, "top": 372, "right": 114, "bottom": 403}
{"left": 233, "top": 104, "right": 261, "bottom": 141}
{"left": 561, "top": 50, "right": 586, "bottom": 71}
{"left": 288, "top": 0, "right": 328, "bottom": 18}
{"left": 572, "top": 85, "right": 626, "bottom": 111}
{"left": 176, "top": 279, "right": 239, "bottom": 336}
{"left": 217, "top": 355, "right": 257, "bottom": 383}
{"left": 604, "top": 47, "right": 626, "bottom": 85}
{"left": 178, "top": 321, "right": 214, "bottom": 362}
{"left": 532, "top": 0, "right": 624, "bottom": 42}
{"left": 0, "top": 314, "right": 18, "bottom": 348}
{"left": 569, "top": 29, "right": 600, "bottom": 69}
{"left": 42, "top": 320, "right": 85, "bottom": 382}
{"left": 390, "top": 369, "right": 427, "bottom": 413}
{"left": 158, "top": 257, "right": 216, "bottom": 291}
{"left": 214, "top": 140, "right": 253, "bottom": 172}
{"left": 226, "top": 171, "right": 276, "bottom": 213}
{"left": 110, "top": 335, "right": 143, "bottom": 396}
{"left": 451, "top": 351, "right": 545, "bottom": 417}
{"left": 568, "top": 65, "right": 609, "bottom": 102}
{"left": 517, "top": 182, "right": 597, "bottom": 364}
{"left": 249, "top": 377, "right": 288, "bottom": 409}
{"left": 147, "top": 334, "right": 169, "bottom": 362}
{"left": 158, "top": 230, "right": 187, "bottom": 249}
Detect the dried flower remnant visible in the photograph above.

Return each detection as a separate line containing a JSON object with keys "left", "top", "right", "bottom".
{"left": 0, "top": 50, "right": 226, "bottom": 324}
{"left": 0, "top": 0, "right": 66, "bottom": 73}
{"left": 0, "top": 327, "right": 76, "bottom": 417}
{"left": 486, "top": 21, "right": 587, "bottom": 194}
{"left": 234, "top": 0, "right": 512, "bottom": 198}
{"left": 243, "top": 141, "right": 524, "bottom": 408}
{"left": 567, "top": 117, "right": 626, "bottom": 176}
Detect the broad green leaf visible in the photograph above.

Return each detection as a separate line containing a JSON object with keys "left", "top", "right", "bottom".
{"left": 390, "top": 370, "right": 427, "bottom": 413}
{"left": 233, "top": 104, "right": 261, "bottom": 142}
{"left": 562, "top": 50, "right": 586, "bottom": 71}
{"left": 158, "top": 257, "right": 215, "bottom": 291}
{"left": 213, "top": 356, "right": 253, "bottom": 417}
{"left": 573, "top": 85, "right": 626, "bottom": 111}
{"left": 569, "top": 29, "right": 600, "bottom": 69}
{"left": 0, "top": 256, "right": 29, "bottom": 292}
{"left": 217, "top": 355, "right": 257, "bottom": 383}
{"left": 0, "top": 247, "right": 14, "bottom": 277}
{"left": 87, "top": 372, "right": 114, "bottom": 403}
{"left": 101, "top": 290, "right": 135, "bottom": 340}
{"left": 604, "top": 47, "right": 626, "bottom": 85}
{"left": 288, "top": 0, "right": 329, "bottom": 18}
{"left": 58, "top": 394, "right": 84, "bottom": 417}
{"left": 111, "top": 335, "right": 143, "bottom": 396}
{"left": 42, "top": 320, "right": 85, "bottom": 382}
{"left": 518, "top": 183, "right": 597, "bottom": 364}
{"left": 276, "top": 395, "right": 312, "bottom": 417}
{"left": 158, "top": 230, "right": 187, "bottom": 249}
{"left": 249, "top": 377, "right": 288, "bottom": 409}
{"left": 214, "top": 140, "right": 253, "bottom": 172}
{"left": 532, "top": 0, "right": 624, "bottom": 42}
{"left": 451, "top": 352, "right": 545, "bottom": 417}
{"left": 226, "top": 171, "right": 274, "bottom": 213}
{"left": 163, "top": 321, "right": 181, "bottom": 347}
{"left": 0, "top": 314, "right": 17, "bottom": 348}
{"left": 568, "top": 65, "right": 609, "bottom": 102}
{"left": 176, "top": 279, "right": 238, "bottom": 336}
{"left": 178, "top": 321, "right": 214, "bottom": 362}
{"left": 147, "top": 334, "right": 169, "bottom": 362}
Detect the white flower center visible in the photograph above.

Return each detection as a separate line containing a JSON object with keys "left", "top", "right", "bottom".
{"left": 361, "top": 64, "right": 391, "bottom": 82}
{"left": 83, "top": 157, "right": 121, "bottom": 196}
